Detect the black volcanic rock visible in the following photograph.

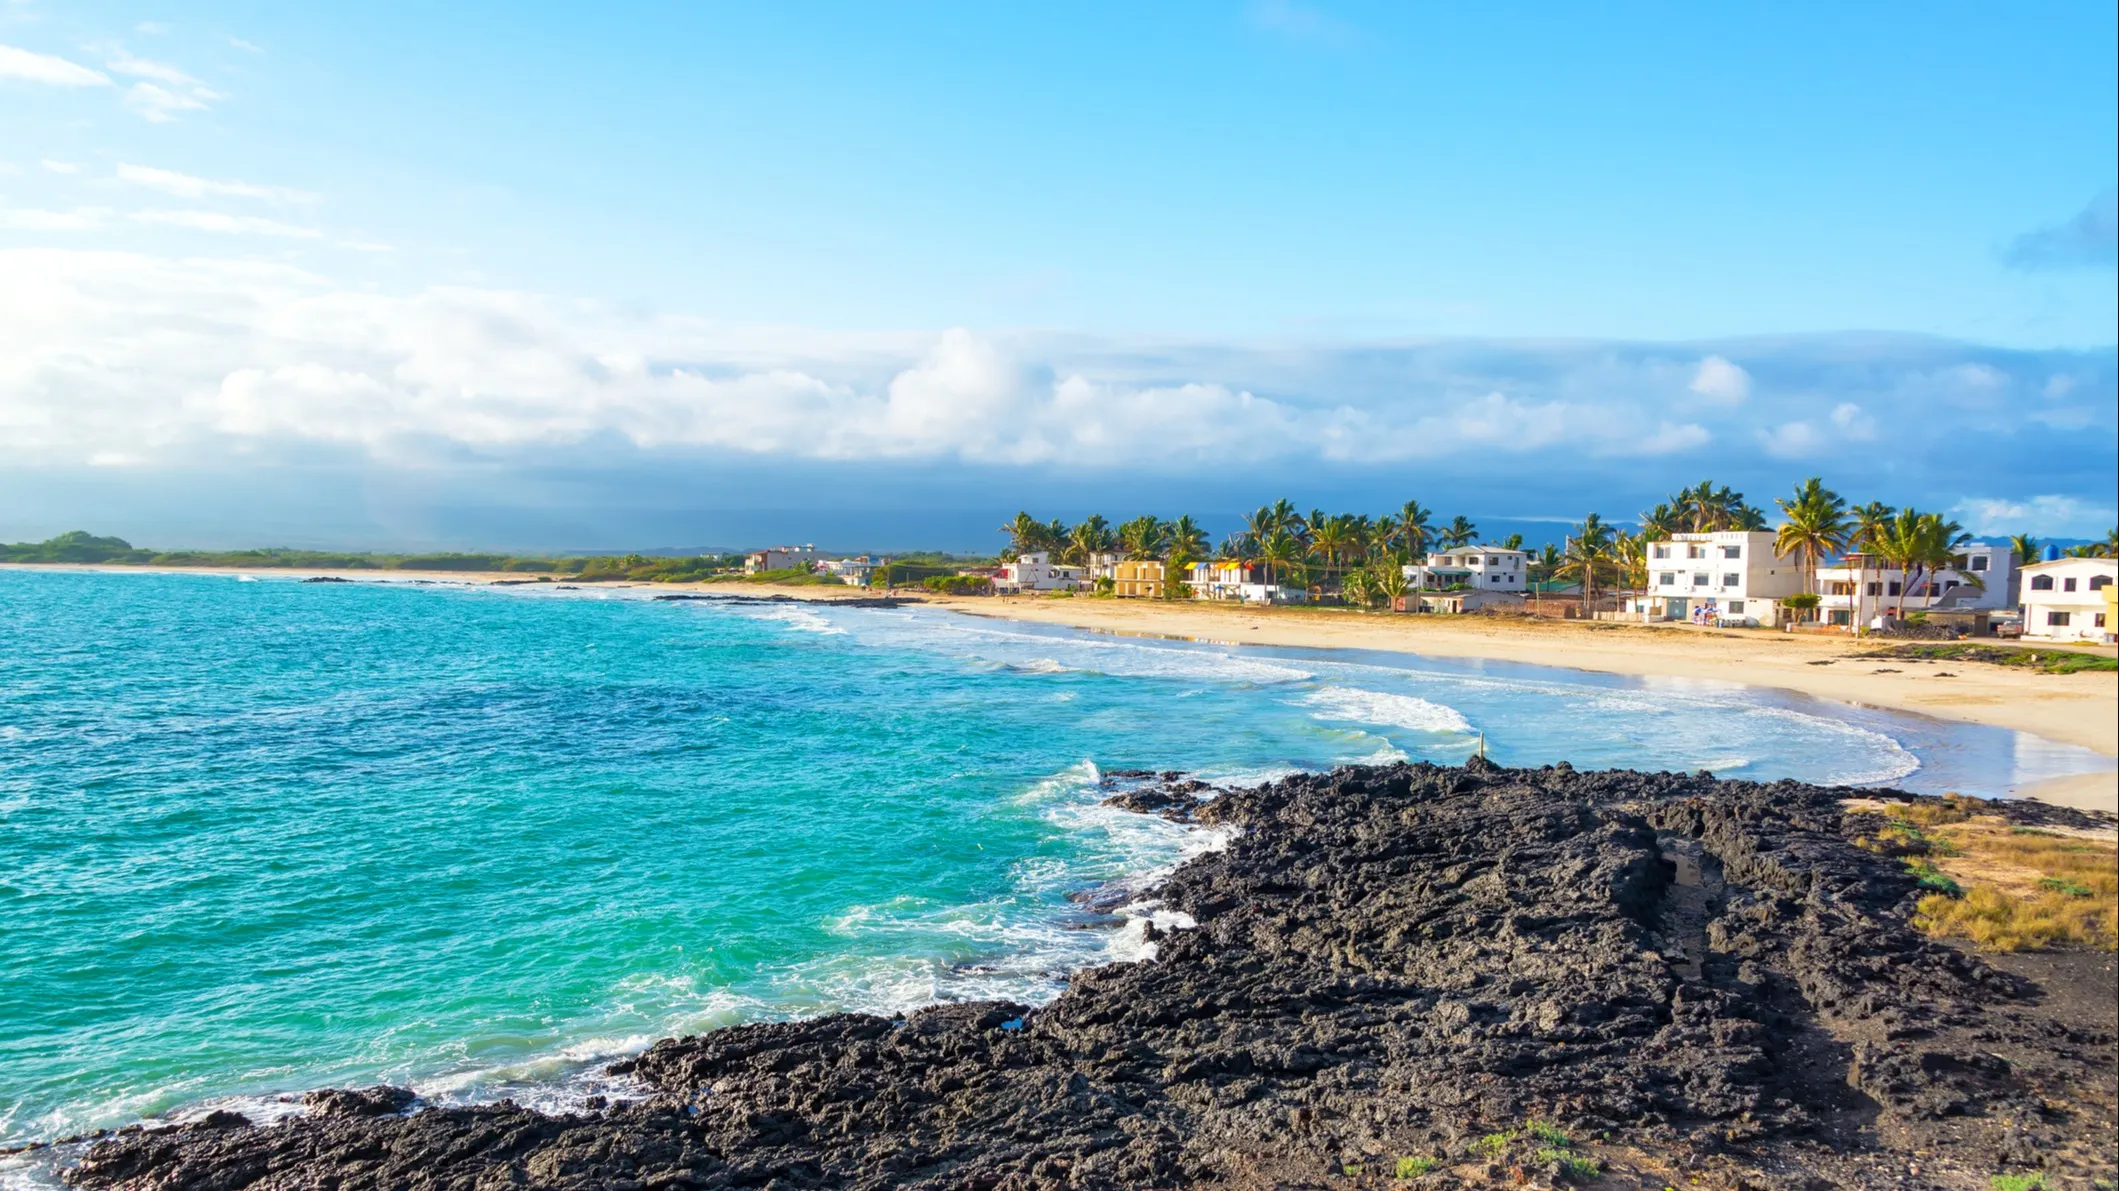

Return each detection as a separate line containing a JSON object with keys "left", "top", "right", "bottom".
{"left": 63, "top": 763, "right": 2119, "bottom": 1190}
{"left": 300, "top": 1086, "right": 416, "bottom": 1119}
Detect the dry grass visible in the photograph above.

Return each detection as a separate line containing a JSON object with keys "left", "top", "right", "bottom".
{"left": 1851, "top": 797, "right": 2117, "bottom": 952}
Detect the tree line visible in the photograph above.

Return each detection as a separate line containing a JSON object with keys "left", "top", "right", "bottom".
{"left": 1000, "top": 479, "right": 2119, "bottom": 612}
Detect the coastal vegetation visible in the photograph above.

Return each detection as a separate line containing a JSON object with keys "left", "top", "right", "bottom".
{"left": 1855, "top": 643, "right": 2118, "bottom": 675}
{"left": 1853, "top": 797, "right": 2118, "bottom": 952}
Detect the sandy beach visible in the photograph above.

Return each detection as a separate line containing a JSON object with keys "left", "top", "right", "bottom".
{"left": 13, "top": 563, "right": 2116, "bottom": 811}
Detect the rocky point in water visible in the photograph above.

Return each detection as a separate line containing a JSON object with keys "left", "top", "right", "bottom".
{"left": 56, "top": 760, "right": 2118, "bottom": 1189}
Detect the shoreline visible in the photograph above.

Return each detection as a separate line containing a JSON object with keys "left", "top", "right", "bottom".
{"left": 10, "top": 562, "right": 2115, "bottom": 812}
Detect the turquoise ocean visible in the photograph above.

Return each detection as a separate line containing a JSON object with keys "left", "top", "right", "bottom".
{"left": 2, "top": 570, "right": 2111, "bottom": 1161}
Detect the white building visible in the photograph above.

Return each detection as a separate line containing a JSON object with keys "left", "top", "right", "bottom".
{"left": 1188, "top": 561, "right": 1260, "bottom": 601}
{"left": 818, "top": 555, "right": 882, "bottom": 586}
{"left": 1627, "top": 531, "right": 1803, "bottom": 625}
{"left": 744, "top": 544, "right": 819, "bottom": 574}
{"left": 1404, "top": 546, "right": 1528, "bottom": 592}
{"left": 2019, "top": 557, "right": 2116, "bottom": 643}
{"left": 995, "top": 551, "right": 1087, "bottom": 594}
{"left": 1815, "top": 544, "right": 2020, "bottom": 630}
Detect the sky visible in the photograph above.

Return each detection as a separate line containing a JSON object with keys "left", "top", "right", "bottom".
{"left": 2, "top": 1, "right": 2115, "bottom": 551}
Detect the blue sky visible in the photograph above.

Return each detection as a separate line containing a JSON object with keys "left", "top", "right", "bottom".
{"left": 3, "top": 2, "right": 2114, "bottom": 550}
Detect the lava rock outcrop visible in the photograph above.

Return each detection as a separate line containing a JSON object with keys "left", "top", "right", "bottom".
{"left": 62, "top": 761, "right": 2117, "bottom": 1190}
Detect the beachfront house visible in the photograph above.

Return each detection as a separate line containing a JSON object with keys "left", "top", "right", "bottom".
{"left": 1112, "top": 560, "right": 1165, "bottom": 599}
{"left": 995, "top": 551, "right": 1087, "bottom": 594}
{"left": 818, "top": 555, "right": 882, "bottom": 586}
{"left": 1628, "top": 531, "right": 1803, "bottom": 626}
{"left": 1404, "top": 590, "right": 1526, "bottom": 614}
{"left": 1815, "top": 544, "right": 2020, "bottom": 631}
{"left": 1403, "top": 546, "right": 1528, "bottom": 592}
{"left": 1188, "top": 560, "right": 1259, "bottom": 601}
{"left": 2019, "top": 557, "right": 2117, "bottom": 644}
{"left": 1185, "top": 561, "right": 1302, "bottom": 605}
{"left": 744, "top": 544, "right": 820, "bottom": 575}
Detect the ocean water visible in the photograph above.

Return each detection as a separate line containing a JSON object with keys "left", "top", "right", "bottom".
{"left": 1, "top": 570, "right": 2110, "bottom": 1160}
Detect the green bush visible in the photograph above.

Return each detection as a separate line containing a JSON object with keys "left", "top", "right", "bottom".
{"left": 1393, "top": 1155, "right": 1436, "bottom": 1178}
{"left": 1991, "top": 1174, "right": 2051, "bottom": 1191}
{"left": 923, "top": 575, "right": 993, "bottom": 595}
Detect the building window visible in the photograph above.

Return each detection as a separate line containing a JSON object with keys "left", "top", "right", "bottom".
{"left": 1687, "top": 546, "right": 1705, "bottom": 559}
{"left": 2097, "top": 613, "right": 2108, "bottom": 628}
{"left": 1887, "top": 582, "right": 1902, "bottom": 596}
{"left": 1866, "top": 582, "right": 1881, "bottom": 596}
{"left": 2031, "top": 575, "right": 2055, "bottom": 591}
{"left": 1692, "top": 573, "right": 1709, "bottom": 586}
{"left": 1970, "top": 556, "right": 1989, "bottom": 571}
{"left": 1653, "top": 545, "right": 1670, "bottom": 559}
{"left": 2063, "top": 577, "right": 2077, "bottom": 592}
{"left": 2048, "top": 611, "right": 2071, "bottom": 627}
{"left": 2091, "top": 575, "right": 2111, "bottom": 590}
{"left": 1728, "top": 600, "right": 1745, "bottom": 613}
{"left": 1830, "top": 610, "right": 1851, "bottom": 625}
{"left": 1722, "top": 573, "right": 1739, "bottom": 587}
{"left": 1722, "top": 545, "right": 1741, "bottom": 559}
{"left": 1659, "top": 573, "right": 1675, "bottom": 587}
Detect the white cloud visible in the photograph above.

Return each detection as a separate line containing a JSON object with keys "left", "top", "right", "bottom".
{"left": 104, "top": 49, "right": 197, "bottom": 86}
{"left": 134, "top": 22, "right": 171, "bottom": 36}
{"left": 0, "top": 43, "right": 113, "bottom": 86}
{"left": 1688, "top": 354, "right": 1749, "bottom": 404}
{"left": 125, "top": 80, "right": 216, "bottom": 122}
{"left": 1953, "top": 495, "right": 2117, "bottom": 538}
{"left": 128, "top": 209, "right": 322, "bottom": 237}
{"left": 117, "top": 163, "right": 318, "bottom": 204}
{"left": 1, "top": 207, "right": 111, "bottom": 230}
{"left": 227, "top": 38, "right": 263, "bottom": 53}
{"left": 336, "top": 240, "right": 396, "bottom": 254}
{"left": 40, "top": 158, "right": 81, "bottom": 174}
{"left": 1828, "top": 401, "right": 1876, "bottom": 440}
{"left": 1758, "top": 420, "right": 1821, "bottom": 458}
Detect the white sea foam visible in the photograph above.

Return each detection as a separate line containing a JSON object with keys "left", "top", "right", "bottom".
{"left": 1300, "top": 686, "right": 1474, "bottom": 735}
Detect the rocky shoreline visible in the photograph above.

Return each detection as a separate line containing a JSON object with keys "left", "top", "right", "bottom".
{"left": 48, "top": 762, "right": 2119, "bottom": 1190}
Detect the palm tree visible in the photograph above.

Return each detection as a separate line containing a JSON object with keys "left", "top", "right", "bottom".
{"left": 999, "top": 511, "right": 1045, "bottom": 558}
{"left": 1260, "top": 528, "right": 1303, "bottom": 588}
{"left": 1841, "top": 500, "right": 1896, "bottom": 633}
{"left": 1310, "top": 516, "right": 1354, "bottom": 583}
{"left": 1529, "top": 542, "right": 1563, "bottom": 585}
{"left": 1500, "top": 532, "right": 1524, "bottom": 550}
{"left": 1372, "top": 562, "right": 1411, "bottom": 611}
{"left": 2008, "top": 533, "right": 2040, "bottom": 566}
{"left": 1773, "top": 477, "right": 1851, "bottom": 604}
{"left": 1441, "top": 515, "right": 1478, "bottom": 549}
{"left": 1560, "top": 513, "right": 1616, "bottom": 610}
{"left": 1065, "top": 515, "right": 1114, "bottom": 566}
{"left": 1731, "top": 504, "right": 1769, "bottom": 531}
{"left": 1874, "top": 509, "right": 1967, "bottom": 617}
{"left": 1398, "top": 500, "right": 1435, "bottom": 558}
{"left": 1639, "top": 502, "right": 1682, "bottom": 542}
{"left": 1166, "top": 515, "right": 1209, "bottom": 562}
{"left": 1119, "top": 515, "right": 1168, "bottom": 561}
{"left": 1610, "top": 529, "right": 1649, "bottom": 595}
{"left": 2103, "top": 528, "right": 2119, "bottom": 558}
{"left": 1267, "top": 498, "right": 1301, "bottom": 537}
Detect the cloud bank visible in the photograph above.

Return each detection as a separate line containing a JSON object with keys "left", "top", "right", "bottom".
{"left": 0, "top": 247, "right": 2112, "bottom": 543}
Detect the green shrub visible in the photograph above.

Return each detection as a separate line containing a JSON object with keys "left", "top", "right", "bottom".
{"left": 1525, "top": 1121, "right": 1570, "bottom": 1146}
{"left": 1393, "top": 1155, "right": 1436, "bottom": 1178}
{"left": 1907, "top": 859, "right": 1964, "bottom": 896}
{"left": 1471, "top": 1132, "right": 1511, "bottom": 1156}
{"left": 1991, "top": 1174, "right": 2051, "bottom": 1191}
{"left": 923, "top": 575, "right": 993, "bottom": 595}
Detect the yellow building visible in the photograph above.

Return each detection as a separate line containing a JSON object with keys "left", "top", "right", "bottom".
{"left": 1112, "top": 560, "right": 1165, "bottom": 599}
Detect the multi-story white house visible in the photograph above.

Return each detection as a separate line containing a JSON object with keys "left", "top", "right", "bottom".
{"left": 1626, "top": 531, "right": 1803, "bottom": 625}
{"left": 1815, "top": 544, "right": 2020, "bottom": 629}
{"left": 744, "top": 544, "right": 820, "bottom": 574}
{"left": 1404, "top": 547, "right": 1528, "bottom": 592}
{"left": 818, "top": 555, "right": 882, "bottom": 586}
{"left": 2020, "top": 557, "right": 2116, "bottom": 643}
{"left": 995, "top": 551, "right": 1087, "bottom": 594}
